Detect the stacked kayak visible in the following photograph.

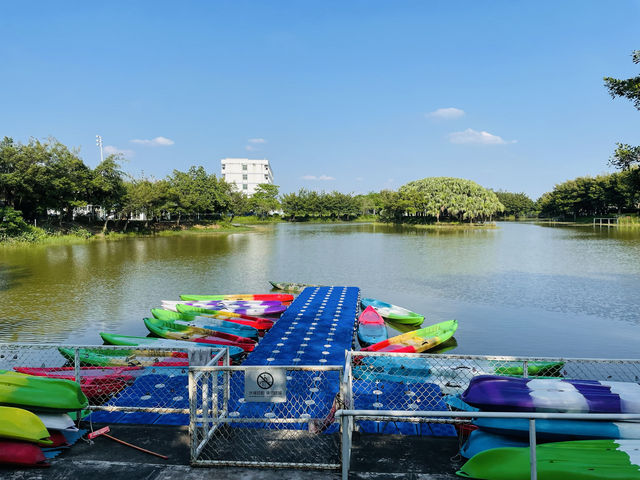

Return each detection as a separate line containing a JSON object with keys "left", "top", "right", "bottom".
{"left": 13, "top": 366, "right": 140, "bottom": 402}
{"left": 151, "top": 308, "right": 259, "bottom": 339}
{"left": 0, "top": 406, "right": 53, "bottom": 445}
{"left": 361, "top": 298, "right": 424, "bottom": 325}
{"left": 269, "top": 281, "right": 320, "bottom": 293}
{"left": 357, "top": 306, "right": 388, "bottom": 346}
{"left": 143, "top": 317, "right": 256, "bottom": 352}
{"left": 457, "top": 439, "right": 640, "bottom": 479}
{"left": 99, "top": 332, "right": 245, "bottom": 360}
{"left": 58, "top": 347, "right": 188, "bottom": 367}
{"left": 0, "top": 370, "right": 88, "bottom": 413}
{"left": 0, "top": 439, "right": 49, "bottom": 467}
{"left": 462, "top": 376, "right": 640, "bottom": 413}
{"left": 176, "top": 304, "right": 275, "bottom": 330}
{"left": 180, "top": 293, "right": 294, "bottom": 304}
{"left": 163, "top": 300, "right": 287, "bottom": 316}
{"left": 362, "top": 319, "right": 458, "bottom": 353}
{"left": 474, "top": 417, "right": 640, "bottom": 441}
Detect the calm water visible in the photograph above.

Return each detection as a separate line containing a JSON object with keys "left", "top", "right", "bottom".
{"left": 1, "top": 222, "right": 639, "bottom": 358}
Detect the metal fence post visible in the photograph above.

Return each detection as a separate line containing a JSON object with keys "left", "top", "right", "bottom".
{"left": 188, "top": 368, "right": 197, "bottom": 463}
{"left": 529, "top": 418, "right": 537, "bottom": 480}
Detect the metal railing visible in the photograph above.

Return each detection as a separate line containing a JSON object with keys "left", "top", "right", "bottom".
{"left": 0, "top": 343, "right": 225, "bottom": 419}
{"left": 336, "top": 409, "right": 640, "bottom": 480}
{"left": 189, "top": 364, "right": 344, "bottom": 469}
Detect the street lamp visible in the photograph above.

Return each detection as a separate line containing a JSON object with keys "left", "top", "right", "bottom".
{"left": 96, "top": 135, "right": 103, "bottom": 163}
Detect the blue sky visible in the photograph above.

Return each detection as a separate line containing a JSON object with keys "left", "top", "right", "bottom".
{"left": 1, "top": 1, "right": 638, "bottom": 198}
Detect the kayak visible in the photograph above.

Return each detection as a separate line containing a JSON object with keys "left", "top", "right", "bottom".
{"left": 58, "top": 347, "right": 190, "bottom": 367}
{"left": 357, "top": 306, "right": 388, "bottom": 346}
{"left": 0, "top": 440, "right": 48, "bottom": 466}
{"left": 0, "top": 406, "right": 52, "bottom": 445}
{"left": 180, "top": 293, "right": 294, "bottom": 304}
{"left": 457, "top": 439, "right": 640, "bottom": 479}
{"left": 352, "top": 357, "right": 562, "bottom": 394}
{"left": 143, "top": 317, "right": 256, "bottom": 352}
{"left": 462, "top": 376, "right": 640, "bottom": 413}
{"left": 14, "top": 366, "right": 140, "bottom": 401}
{"left": 361, "top": 319, "right": 458, "bottom": 353}
{"left": 269, "top": 281, "right": 319, "bottom": 293}
{"left": 165, "top": 301, "right": 287, "bottom": 316}
{"left": 176, "top": 304, "right": 275, "bottom": 330}
{"left": 360, "top": 298, "right": 424, "bottom": 325}
{"left": 150, "top": 308, "right": 259, "bottom": 338}
{"left": 99, "top": 332, "right": 245, "bottom": 360}
{"left": 474, "top": 417, "right": 640, "bottom": 441}
{"left": 460, "top": 429, "right": 529, "bottom": 459}
{"left": 0, "top": 370, "right": 88, "bottom": 413}
{"left": 35, "top": 412, "right": 78, "bottom": 432}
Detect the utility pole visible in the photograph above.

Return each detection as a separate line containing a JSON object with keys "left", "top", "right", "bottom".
{"left": 96, "top": 135, "right": 104, "bottom": 163}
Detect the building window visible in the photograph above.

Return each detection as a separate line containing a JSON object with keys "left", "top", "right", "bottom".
{"left": 242, "top": 174, "right": 247, "bottom": 180}
{"left": 242, "top": 183, "right": 248, "bottom": 190}
{"left": 242, "top": 164, "right": 247, "bottom": 171}
{"left": 222, "top": 164, "right": 225, "bottom": 170}
{"left": 265, "top": 175, "right": 268, "bottom": 180}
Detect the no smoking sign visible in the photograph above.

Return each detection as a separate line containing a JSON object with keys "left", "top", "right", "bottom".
{"left": 245, "top": 368, "right": 287, "bottom": 403}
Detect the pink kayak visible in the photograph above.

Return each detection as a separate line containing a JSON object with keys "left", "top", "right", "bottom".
{"left": 357, "top": 305, "right": 388, "bottom": 346}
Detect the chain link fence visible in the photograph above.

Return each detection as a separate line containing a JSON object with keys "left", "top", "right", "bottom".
{"left": 189, "top": 365, "right": 343, "bottom": 469}
{"left": 347, "top": 352, "right": 640, "bottom": 434}
{"left": 0, "top": 343, "right": 226, "bottom": 425}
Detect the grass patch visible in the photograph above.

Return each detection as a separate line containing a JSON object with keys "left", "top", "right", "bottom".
{"left": 372, "top": 221, "right": 498, "bottom": 230}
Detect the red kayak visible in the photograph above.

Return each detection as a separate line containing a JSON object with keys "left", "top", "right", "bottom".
{"left": 0, "top": 441, "right": 48, "bottom": 467}
{"left": 14, "top": 366, "right": 141, "bottom": 401}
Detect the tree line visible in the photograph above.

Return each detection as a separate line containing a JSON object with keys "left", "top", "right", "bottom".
{"left": 0, "top": 137, "right": 281, "bottom": 237}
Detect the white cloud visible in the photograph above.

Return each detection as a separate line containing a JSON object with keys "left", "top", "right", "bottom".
{"left": 245, "top": 145, "right": 257, "bottom": 152}
{"left": 301, "top": 174, "right": 335, "bottom": 181}
{"left": 426, "top": 107, "right": 465, "bottom": 119}
{"left": 448, "top": 128, "right": 515, "bottom": 145}
{"left": 130, "top": 136, "right": 175, "bottom": 147}
{"left": 248, "top": 138, "right": 266, "bottom": 144}
{"left": 355, "top": 177, "right": 364, "bottom": 182}
{"left": 104, "top": 145, "right": 134, "bottom": 157}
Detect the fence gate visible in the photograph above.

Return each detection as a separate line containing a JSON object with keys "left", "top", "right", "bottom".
{"left": 189, "top": 365, "right": 343, "bottom": 469}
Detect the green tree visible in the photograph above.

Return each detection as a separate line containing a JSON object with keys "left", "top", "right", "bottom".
{"left": 604, "top": 51, "right": 640, "bottom": 173}
{"left": 391, "top": 177, "right": 503, "bottom": 223}
{"left": 604, "top": 50, "right": 640, "bottom": 110}
{"left": 250, "top": 184, "right": 280, "bottom": 218}
{"left": 0, "top": 206, "right": 30, "bottom": 238}
{"left": 91, "top": 155, "right": 126, "bottom": 231}
{"left": 493, "top": 191, "right": 536, "bottom": 218}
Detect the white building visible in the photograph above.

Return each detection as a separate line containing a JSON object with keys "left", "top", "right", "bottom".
{"left": 221, "top": 158, "right": 273, "bottom": 196}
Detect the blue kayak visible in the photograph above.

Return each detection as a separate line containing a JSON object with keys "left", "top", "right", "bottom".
{"left": 474, "top": 417, "right": 640, "bottom": 441}
{"left": 357, "top": 306, "right": 388, "bottom": 346}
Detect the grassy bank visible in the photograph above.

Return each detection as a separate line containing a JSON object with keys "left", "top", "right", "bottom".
{"left": 372, "top": 221, "right": 498, "bottom": 230}
{"left": 0, "top": 222, "right": 252, "bottom": 247}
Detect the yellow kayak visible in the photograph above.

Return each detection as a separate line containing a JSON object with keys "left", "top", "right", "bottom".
{"left": 362, "top": 319, "right": 458, "bottom": 353}
{"left": 0, "top": 406, "right": 52, "bottom": 445}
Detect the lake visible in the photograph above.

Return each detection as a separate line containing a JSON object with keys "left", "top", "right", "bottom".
{"left": 1, "top": 222, "right": 639, "bottom": 358}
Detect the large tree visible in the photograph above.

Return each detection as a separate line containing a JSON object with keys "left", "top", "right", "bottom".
{"left": 386, "top": 177, "right": 504, "bottom": 223}
{"left": 604, "top": 50, "right": 640, "bottom": 171}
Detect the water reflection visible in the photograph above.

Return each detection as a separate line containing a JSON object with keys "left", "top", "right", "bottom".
{"left": 1, "top": 223, "right": 639, "bottom": 358}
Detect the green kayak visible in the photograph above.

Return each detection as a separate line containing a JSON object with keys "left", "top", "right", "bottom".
{"left": 269, "top": 281, "right": 320, "bottom": 293}
{"left": 0, "top": 370, "right": 88, "bottom": 413}
{"left": 59, "top": 347, "right": 137, "bottom": 366}
{"left": 0, "top": 406, "right": 53, "bottom": 445}
{"left": 457, "top": 439, "right": 640, "bottom": 479}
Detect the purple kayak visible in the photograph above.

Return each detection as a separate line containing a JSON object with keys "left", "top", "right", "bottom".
{"left": 185, "top": 301, "right": 286, "bottom": 316}
{"left": 461, "top": 375, "right": 640, "bottom": 413}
